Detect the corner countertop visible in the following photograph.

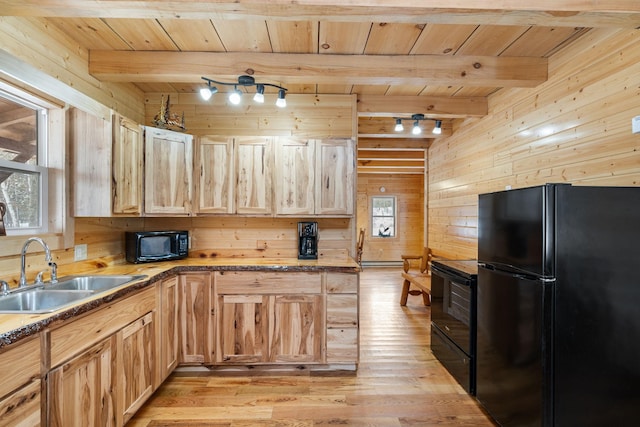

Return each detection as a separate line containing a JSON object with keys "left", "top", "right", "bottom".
{"left": 0, "top": 257, "right": 359, "bottom": 349}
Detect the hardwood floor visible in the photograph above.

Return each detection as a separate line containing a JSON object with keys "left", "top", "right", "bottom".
{"left": 128, "top": 268, "right": 496, "bottom": 426}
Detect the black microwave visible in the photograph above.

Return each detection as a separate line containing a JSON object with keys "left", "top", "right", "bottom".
{"left": 125, "top": 231, "right": 189, "bottom": 263}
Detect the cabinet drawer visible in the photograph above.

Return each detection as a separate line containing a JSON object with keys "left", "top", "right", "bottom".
{"left": 327, "top": 294, "right": 358, "bottom": 327}
{"left": 326, "top": 328, "right": 358, "bottom": 363}
{"left": 49, "top": 286, "right": 156, "bottom": 368}
{"left": 215, "top": 271, "right": 321, "bottom": 294}
{"left": 0, "top": 336, "right": 40, "bottom": 400}
{"left": 326, "top": 272, "right": 358, "bottom": 293}
{"left": 0, "top": 379, "right": 41, "bottom": 426}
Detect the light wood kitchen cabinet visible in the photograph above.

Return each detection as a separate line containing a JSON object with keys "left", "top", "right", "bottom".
{"left": 46, "top": 286, "right": 156, "bottom": 426}
{"left": 70, "top": 107, "right": 112, "bottom": 217}
{"left": 274, "top": 137, "right": 315, "bottom": 215}
{"left": 48, "top": 335, "right": 118, "bottom": 427}
{"left": 0, "top": 336, "right": 41, "bottom": 427}
{"left": 112, "top": 114, "right": 143, "bottom": 215}
{"left": 157, "top": 276, "right": 179, "bottom": 382}
{"left": 194, "top": 136, "right": 235, "bottom": 214}
{"left": 315, "top": 138, "right": 355, "bottom": 215}
{"left": 179, "top": 272, "right": 213, "bottom": 364}
{"left": 274, "top": 137, "right": 355, "bottom": 216}
{"left": 214, "top": 271, "right": 323, "bottom": 364}
{"left": 119, "top": 312, "right": 155, "bottom": 425}
{"left": 235, "top": 136, "right": 273, "bottom": 215}
{"left": 326, "top": 272, "right": 359, "bottom": 363}
{"left": 144, "top": 126, "right": 193, "bottom": 215}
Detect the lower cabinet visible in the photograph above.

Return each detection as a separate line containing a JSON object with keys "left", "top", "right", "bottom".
{"left": 158, "top": 276, "right": 179, "bottom": 382}
{"left": 179, "top": 272, "right": 213, "bottom": 364}
{"left": 48, "top": 336, "right": 118, "bottom": 427}
{"left": 214, "top": 271, "right": 324, "bottom": 364}
{"left": 119, "top": 312, "right": 155, "bottom": 424}
{"left": 0, "top": 336, "right": 42, "bottom": 427}
{"left": 45, "top": 286, "right": 156, "bottom": 427}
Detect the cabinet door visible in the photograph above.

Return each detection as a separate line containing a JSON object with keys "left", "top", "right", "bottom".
{"left": 159, "top": 276, "right": 179, "bottom": 382}
{"left": 315, "top": 138, "right": 355, "bottom": 215}
{"left": 195, "top": 136, "right": 234, "bottom": 214}
{"left": 235, "top": 137, "right": 273, "bottom": 215}
{"left": 269, "top": 295, "right": 323, "bottom": 363}
{"left": 48, "top": 336, "right": 118, "bottom": 427}
{"left": 0, "top": 380, "right": 41, "bottom": 427}
{"left": 144, "top": 126, "right": 193, "bottom": 215}
{"left": 119, "top": 312, "right": 155, "bottom": 425}
{"left": 274, "top": 137, "right": 315, "bottom": 215}
{"left": 217, "top": 294, "right": 268, "bottom": 363}
{"left": 70, "top": 108, "right": 112, "bottom": 217}
{"left": 179, "top": 273, "right": 212, "bottom": 364}
{"left": 112, "top": 114, "right": 143, "bottom": 215}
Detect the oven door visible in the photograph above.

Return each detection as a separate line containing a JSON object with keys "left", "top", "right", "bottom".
{"left": 431, "top": 264, "right": 474, "bottom": 355}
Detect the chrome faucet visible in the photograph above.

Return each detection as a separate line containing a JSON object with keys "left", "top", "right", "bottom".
{"left": 19, "top": 237, "right": 58, "bottom": 287}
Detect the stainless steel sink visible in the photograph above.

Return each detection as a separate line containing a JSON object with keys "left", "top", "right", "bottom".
{"left": 46, "top": 274, "right": 147, "bottom": 292}
{"left": 0, "top": 289, "right": 95, "bottom": 313}
{"left": 0, "top": 274, "right": 147, "bottom": 313}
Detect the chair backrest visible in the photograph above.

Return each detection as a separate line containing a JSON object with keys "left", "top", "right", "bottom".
{"left": 356, "top": 228, "right": 365, "bottom": 263}
{"left": 420, "top": 247, "right": 433, "bottom": 274}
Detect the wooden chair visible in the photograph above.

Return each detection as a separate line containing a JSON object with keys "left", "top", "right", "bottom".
{"left": 400, "top": 247, "right": 433, "bottom": 306}
{"left": 356, "top": 228, "right": 365, "bottom": 271}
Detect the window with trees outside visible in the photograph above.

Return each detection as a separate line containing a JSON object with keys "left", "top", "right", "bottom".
{"left": 0, "top": 91, "right": 48, "bottom": 234}
{"left": 371, "top": 196, "right": 396, "bottom": 238}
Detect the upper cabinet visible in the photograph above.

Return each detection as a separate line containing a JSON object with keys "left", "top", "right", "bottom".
{"left": 274, "top": 137, "right": 354, "bottom": 216}
{"left": 112, "top": 114, "right": 143, "bottom": 215}
{"left": 194, "top": 136, "right": 234, "bottom": 214}
{"left": 315, "top": 138, "right": 355, "bottom": 216}
{"left": 144, "top": 126, "right": 193, "bottom": 216}
{"left": 235, "top": 136, "right": 273, "bottom": 215}
{"left": 70, "top": 108, "right": 112, "bottom": 217}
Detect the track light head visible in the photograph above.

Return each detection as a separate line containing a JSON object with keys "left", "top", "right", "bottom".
{"left": 199, "top": 83, "right": 218, "bottom": 101}
{"left": 412, "top": 121, "right": 422, "bottom": 135}
{"left": 433, "top": 120, "right": 442, "bottom": 135}
{"left": 394, "top": 118, "right": 404, "bottom": 132}
{"left": 253, "top": 84, "right": 265, "bottom": 103}
{"left": 276, "top": 88, "right": 287, "bottom": 108}
{"left": 228, "top": 87, "right": 242, "bottom": 105}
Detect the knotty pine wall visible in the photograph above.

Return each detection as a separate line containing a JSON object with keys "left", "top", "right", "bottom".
{"left": 357, "top": 174, "right": 424, "bottom": 263}
{"left": 428, "top": 28, "right": 640, "bottom": 260}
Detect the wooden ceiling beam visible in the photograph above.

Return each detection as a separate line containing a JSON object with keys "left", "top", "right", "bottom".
{"left": 357, "top": 95, "right": 487, "bottom": 118}
{"left": 3, "top": 1, "right": 640, "bottom": 27}
{"left": 89, "top": 51, "right": 547, "bottom": 88}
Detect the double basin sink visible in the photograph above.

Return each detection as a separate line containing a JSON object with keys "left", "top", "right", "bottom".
{"left": 0, "top": 275, "right": 147, "bottom": 314}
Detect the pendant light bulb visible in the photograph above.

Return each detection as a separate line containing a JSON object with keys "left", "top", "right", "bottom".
{"left": 394, "top": 118, "right": 404, "bottom": 132}
{"left": 412, "top": 121, "right": 422, "bottom": 135}
{"left": 276, "top": 88, "right": 287, "bottom": 108}
{"left": 229, "top": 87, "right": 242, "bottom": 105}
{"left": 253, "top": 84, "right": 265, "bottom": 103}
{"left": 432, "top": 120, "right": 442, "bottom": 135}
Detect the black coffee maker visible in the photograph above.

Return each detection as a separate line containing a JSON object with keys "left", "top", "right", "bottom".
{"left": 298, "top": 221, "right": 318, "bottom": 260}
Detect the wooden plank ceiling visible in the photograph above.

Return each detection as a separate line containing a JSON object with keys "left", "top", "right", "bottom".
{"left": 3, "top": 0, "right": 640, "bottom": 174}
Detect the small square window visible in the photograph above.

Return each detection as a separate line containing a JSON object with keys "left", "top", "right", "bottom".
{"left": 371, "top": 196, "right": 396, "bottom": 238}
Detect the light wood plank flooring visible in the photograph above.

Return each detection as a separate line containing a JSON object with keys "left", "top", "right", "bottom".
{"left": 128, "top": 267, "right": 496, "bottom": 426}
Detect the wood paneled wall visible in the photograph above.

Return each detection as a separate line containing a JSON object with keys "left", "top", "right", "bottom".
{"left": 357, "top": 174, "right": 424, "bottom": 263}
{"left": 428, "top": 28, "right": 640, "bottom": 260}
{"left": 0, "top": 17, "right": 145, "bottom": 122}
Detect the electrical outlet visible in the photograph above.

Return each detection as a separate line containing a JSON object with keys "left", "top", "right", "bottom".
{"left": 74, "top": 244, "right": 87, "bottom": 261}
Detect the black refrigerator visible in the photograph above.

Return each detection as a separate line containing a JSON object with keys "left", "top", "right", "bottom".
{"left": 476, "top": 183, "right": 640, "bottom": 427}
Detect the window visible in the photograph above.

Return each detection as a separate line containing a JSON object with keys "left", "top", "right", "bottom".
{"left": 0, "top": 90, "right": 49, "bottom": 234}
{"left": 371, "top": 196, "right": 396, "bottom": 238}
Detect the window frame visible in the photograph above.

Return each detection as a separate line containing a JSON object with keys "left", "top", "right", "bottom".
{"left": 370, "top": 195, "right": 397, "bottom": 239}
{"left": 0, "top": 78, "right": 68, "bottom": 257}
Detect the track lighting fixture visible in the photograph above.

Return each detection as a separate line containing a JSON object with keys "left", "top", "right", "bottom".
{"left": 393, "top": 114, "right": 443, "bottom": 135}
{"left": 200, "top": 75, "right": 288, "bottom": 107}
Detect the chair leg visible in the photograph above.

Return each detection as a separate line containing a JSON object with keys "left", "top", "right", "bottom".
{"left": 400, "top": 279, "right": 411, "bottom": 306}
{"left": 422, "top": 291, "right": 431, "bottom": 306}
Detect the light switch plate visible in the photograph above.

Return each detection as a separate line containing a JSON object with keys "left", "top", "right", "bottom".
{"left": 74, "top": 244, "right": 87, "bottom": 261}
{"left": 633, "top": 116, "right": 640, "bottom": 134}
